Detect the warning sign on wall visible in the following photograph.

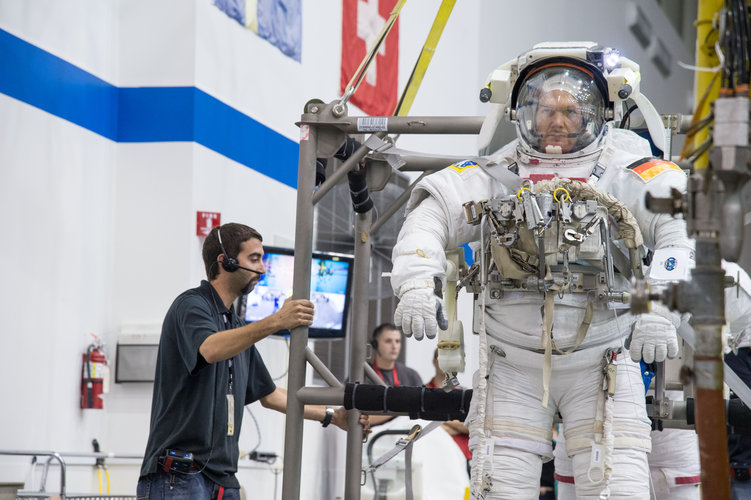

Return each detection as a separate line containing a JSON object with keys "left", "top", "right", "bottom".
{"left": 197, "top": 211, "right": 221, "bottom": 237}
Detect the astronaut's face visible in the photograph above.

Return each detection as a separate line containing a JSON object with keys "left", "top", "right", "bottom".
{"left": 535, "top": 90, "right": 583, "bottom": 154}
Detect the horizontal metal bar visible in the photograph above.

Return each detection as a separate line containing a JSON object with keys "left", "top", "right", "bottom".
{"left": 395, "top": 155, "right": 472, "bottom": 171}
{"left": 300, "top": 115, "right": 484, "bottom": 135}
{"left": 297, "top": 386, "right": 346, "bottom": 405}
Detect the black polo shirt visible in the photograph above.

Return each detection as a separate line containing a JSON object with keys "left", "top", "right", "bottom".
{"left": 139, "top": 281, "right": 276, "bottom": 488}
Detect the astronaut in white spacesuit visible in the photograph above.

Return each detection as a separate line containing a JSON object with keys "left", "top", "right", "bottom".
{"left": 390, "top": 42, "right": 691, "bottom": 499}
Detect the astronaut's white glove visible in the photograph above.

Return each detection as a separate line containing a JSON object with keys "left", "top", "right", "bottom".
{"left": 629, "top": 304, "right": 680, "bottom": 363}
{"left": 394, "top": 279, "right": 448, "bottom": 340}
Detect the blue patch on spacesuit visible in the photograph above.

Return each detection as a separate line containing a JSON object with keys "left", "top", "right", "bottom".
{"left": 462, "top": 242, "right": 474, "bottom": 266}
{"left": 640, "top": 361, "right": 655, "bottom": 394}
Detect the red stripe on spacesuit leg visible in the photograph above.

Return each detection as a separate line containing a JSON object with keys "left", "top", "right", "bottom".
{"left": 674, "top": 475, "right": 701, "bottom": 485}
{"left": 554, "top": 472, "right": 576, "bottom": 484}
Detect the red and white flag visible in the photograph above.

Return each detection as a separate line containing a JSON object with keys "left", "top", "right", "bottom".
{"left": 340, "top": 0, "right": 399, "bottom": 117}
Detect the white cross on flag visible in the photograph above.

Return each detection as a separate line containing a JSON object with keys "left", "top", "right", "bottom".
{"left": 340, "top": 0, "right": 399, "bottom": 116}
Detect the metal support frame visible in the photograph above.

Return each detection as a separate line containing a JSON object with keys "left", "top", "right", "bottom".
{"left": 280, "top": 100, "right": 482, "bottom": 500}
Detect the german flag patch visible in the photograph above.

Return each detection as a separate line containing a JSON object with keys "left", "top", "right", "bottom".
{"left": 448, "top": 160, "right": 479, "bottom": 173}
{"left": 626, "top": 158, "right": 683, "bottom": 182}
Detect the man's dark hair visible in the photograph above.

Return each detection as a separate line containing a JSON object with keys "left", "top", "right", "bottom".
{"left": 203, "top": 223, "right": 263, "bottom": 280}
{"left": 372, "top": 322, "right": 399, "bottom": 345}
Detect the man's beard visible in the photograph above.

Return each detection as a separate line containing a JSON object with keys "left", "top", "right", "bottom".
{"left": 240, "top": 279, "right": 255, "bottom": 296}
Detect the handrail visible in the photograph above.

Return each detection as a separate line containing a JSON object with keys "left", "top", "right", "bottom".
{"left": 0, "top": 449, "right": 143, "bottom": 499}
{"left": 0, "top": 450, "right": 67, "bottom": 497}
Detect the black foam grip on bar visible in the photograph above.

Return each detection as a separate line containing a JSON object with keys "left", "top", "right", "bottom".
{"left": 315, "top": 158, "right": 327, "bottom": 186}
{"left": 344, "top": 383, "right": 389, "bottom": 411}
{"left": 685, "top": 397, "right": 695, "bottom": 426}
{"left": 386, "top": 386, "right": 423, "bottom": 414}
{"left": 343, "top": 383, "right": 473, "bottom": 421}
{"left": 333, "top": 137, "right": 361, "bottom": 161}
{"left": 347, "top": 168, "right": 373, "bottom": 213}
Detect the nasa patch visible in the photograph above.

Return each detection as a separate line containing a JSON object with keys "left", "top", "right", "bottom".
{"left": 648, "top": 247, "right": 694, "bottom": 282}
{"left": 664, "top": 257, "right": 677, "bottom": 271}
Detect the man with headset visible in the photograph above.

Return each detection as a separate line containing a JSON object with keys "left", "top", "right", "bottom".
{"left": 370, "top": 323, "right": 422, "bottom": 387}
{"left": 137, "top": 223, "right": 367, "bottom": 499}
{"left": 368, "top": 323, "right": 422, "bottom": 426}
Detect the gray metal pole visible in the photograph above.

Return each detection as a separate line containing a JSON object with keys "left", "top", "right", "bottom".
{"left": 344, "top": 210, "right": 372, "bottom": 500}
{"left": 364, "top": 362, "right": 388, "bottom": 386}
{"left": 394, "top": 155, "right": 470, "bottom": 171}
{"left": 312, "top": 133, "right": 386, "bottom": 205}
{"left": 281, "top": 123, "right": 317, "bottom": 500}
{"left": 305, "top": 346, "right": 344, "bottom": 388}
{"left": 370, "top": 171, "right": 428, "bottom": 236}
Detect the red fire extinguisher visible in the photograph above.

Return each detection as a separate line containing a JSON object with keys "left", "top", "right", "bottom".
{"left": 81, "top": 340, "right": 109, "bottom": 410}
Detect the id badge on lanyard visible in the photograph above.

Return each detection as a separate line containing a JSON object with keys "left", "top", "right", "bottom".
{"left": 227, "top": 393, "right": 234, "bottom": 436}
{"left": 227, "top": 358, "right": 235, "bottom": 436}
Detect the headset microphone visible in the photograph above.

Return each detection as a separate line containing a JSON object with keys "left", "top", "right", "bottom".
{"left": 217, "top": 227, "right": 264, "bottom": 275}
{"left": 234, "top": 264, "right": 264, "bottom": 275}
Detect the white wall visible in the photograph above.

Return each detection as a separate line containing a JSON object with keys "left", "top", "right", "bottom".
{"left": 0, "top": 0, "right": 693, "bottom": 498}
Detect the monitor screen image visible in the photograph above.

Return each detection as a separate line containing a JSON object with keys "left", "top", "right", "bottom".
{"left": 240, "top": 246, "right": 354, "bottom": 338}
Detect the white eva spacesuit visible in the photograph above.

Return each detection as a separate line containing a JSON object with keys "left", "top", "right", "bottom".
{"left": 390, "top": 42, "right": 691, "bottom": 499}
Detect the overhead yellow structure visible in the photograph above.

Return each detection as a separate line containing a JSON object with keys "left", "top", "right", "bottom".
{"left": 691, "top": 0, "right": 723, "bottom": 170}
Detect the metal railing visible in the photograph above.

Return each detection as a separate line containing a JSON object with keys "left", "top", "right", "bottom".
{"left": 0, "top": 450, "right": 141, "bottom": 500}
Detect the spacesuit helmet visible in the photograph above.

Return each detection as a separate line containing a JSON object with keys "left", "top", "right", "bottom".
{"left": 515, "top": 62, "right": 607, "bottom": 156}
{"left": 479, "top": 42, "right": 640, "bottom": 158}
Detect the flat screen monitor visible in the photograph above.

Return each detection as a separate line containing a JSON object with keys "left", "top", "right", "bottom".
{"left": 239, "top": 246, "right": 354, "bottom": 338}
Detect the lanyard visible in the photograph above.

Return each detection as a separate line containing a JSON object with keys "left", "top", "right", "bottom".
{"left": 222, "top": 312, "right": 235, "bottom": 437}
{"left": 222, "top": 313, "right": 234, "bottom": 393}
{"left": 372, "top": 362, "right": 400, "bottom": 386}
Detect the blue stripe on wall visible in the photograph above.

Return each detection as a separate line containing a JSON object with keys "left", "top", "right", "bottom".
{"left": 0, "top": 28, "right": 300, "bottom": 189}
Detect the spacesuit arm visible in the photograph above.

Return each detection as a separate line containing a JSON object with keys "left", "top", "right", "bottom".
{"left": 391, "top": 195, "right": 451, "bottom": 294}
{"left": 391, "top": 196, "right": 452, "bottom": 340}
{"left": 615, "top": 167, "right": 690, "bottom": 362}
{"left": 391, "top": 164, "right": 491, "bottom": 340}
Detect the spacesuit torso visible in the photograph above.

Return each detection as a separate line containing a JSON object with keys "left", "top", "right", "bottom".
{"left": 392, "top": 126, "right": 686, "bottom": 352}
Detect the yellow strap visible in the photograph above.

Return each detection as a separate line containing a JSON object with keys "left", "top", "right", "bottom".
{"left": 394, "top": 0, "right": 456, "bottom": 116}
{"left": 342, "top": 0, "right": 408, "bottom": 100}
{"left": 437, "top": 340, "right": 461, "bottom": 350}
